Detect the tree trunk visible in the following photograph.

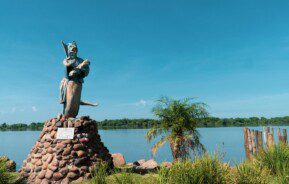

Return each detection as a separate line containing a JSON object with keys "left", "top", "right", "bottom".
{"left": 169, "top": 135, "right": 183, "bottom": 162}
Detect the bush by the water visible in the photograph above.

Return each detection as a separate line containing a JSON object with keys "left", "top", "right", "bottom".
{"left": 85, "top": 145, "right": 289, "bottom": 184}
{"left": 87, "top": 152, "right": 228, "bottom": 184}
{"left": 0, "top": 159, "right": 22, "bottom": 184}
{"left": 156, "top": 153, "right": 228, "bottom": 184}
{"left": 256, "top": 143, "right": 289, "bottom": 175}
{"left": 228, "top": 162, "right": 271, "bottom": 184}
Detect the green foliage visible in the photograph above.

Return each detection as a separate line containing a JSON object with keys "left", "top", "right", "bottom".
{"left": 198, "top": 116, "right": 289, "bottom": 127}
{"left": 113, "top": 171, "right": 134, "bottom": 184}
{"left": 0, "top": 160, "right": 22, "bottom": 184}
{"left": 90, "top": 162, "right": 109, "bottom": 184}
{"left": 156, "top": 166, "right": 169, "bottom": 184}
{"left": 156, "top": 153, "right": 228, "bottom": 184}
{"left": 191, "top": 153, "right": 228, "bottom": 184}
{"left": 0, "top": 160, "right": 12, "bottom": 184}
{"left": 0, "top": 122, "right": 43, "bottom": 131}
{"left": 146, "top": 97, "right": 208, "bottom": 160}
{"left": 229, "top": 162, "right": 271, "bottom": 184}
{"left": 85, "top": 145, "right": 289, "bottom": 183}
{"left": 104, "top": 173, "right": 157, "bottom": 184}
{"left": 98, "top": 119, "right": 159, "bottom": 129}
{"left": 256, "top": 143, "right": 289, "bottom": 176}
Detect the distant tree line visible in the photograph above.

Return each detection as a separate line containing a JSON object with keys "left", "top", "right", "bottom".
{"left": 2, "top": 116, "right": 289, "bottom": 131}
{"left": 0, "top": 122, "right": 44, "bottom": 131}
{"left": 98, "top": 118, "right": 159, "bottom": 129}
{"left": 198, "top": 116, "right": 289, "bottom": 127}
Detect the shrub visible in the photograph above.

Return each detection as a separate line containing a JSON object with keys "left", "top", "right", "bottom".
{"left": 90, "top": 162, "right": 109, "bottom": 184}
{"left": 256, "top": 143, "right": 289, "bottom": 176}
{"left": 156, "top": 166, "right": 169, "bottom": 184}
{"left": 190, "top": 153, "right": 229, "bottom": 184}
{"left": 113, "top": 171, "right": 134, "bottom": 184}
{"left": 0, "top": 160, "right": 24, "bottom": 184}
{"left": 157, "top": 152, "right": 229, "bottom": 184}
{"left": 228, "top": 161, "right": 271, "bottom": 184}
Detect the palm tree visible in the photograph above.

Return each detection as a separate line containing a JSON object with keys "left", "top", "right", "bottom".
{"left": 145, "top": 97, "right": 209, "bottom": 161}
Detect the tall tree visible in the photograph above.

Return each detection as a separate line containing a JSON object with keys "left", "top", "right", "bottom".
{"left": 146, "top": 97, "right": 209, "bottom": 161}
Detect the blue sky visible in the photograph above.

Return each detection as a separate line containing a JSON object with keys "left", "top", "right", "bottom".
{"left": 2, "top": 0, "right": 289, "bottom": 123}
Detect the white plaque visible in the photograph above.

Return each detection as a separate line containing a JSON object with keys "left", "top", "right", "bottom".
{"left": 56, "top": 128, "right": 75, "bottom": 139}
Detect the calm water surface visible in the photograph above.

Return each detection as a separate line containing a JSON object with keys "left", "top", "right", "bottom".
{"left": 0, "top": 127, "right": 280, "bottom": 170}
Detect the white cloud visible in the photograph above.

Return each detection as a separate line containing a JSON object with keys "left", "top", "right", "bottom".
{"left": 117, "top": 99, "right": 153, "bottom": 107}
{"left": 137, "top": 99, "right": 147, "bottom": 106}
{"left": 32, "top": 106, "right": 38, "bottom": 112}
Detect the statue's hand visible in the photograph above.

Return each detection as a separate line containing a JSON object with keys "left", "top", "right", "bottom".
{"left": 69, "top": 69, "right": 79, "bottom": 77}
{"left": 77, "top": 60, "right": 90, "bottom": 71}
{"left": 83, "top": 60, "right": 90, "bottom": 64}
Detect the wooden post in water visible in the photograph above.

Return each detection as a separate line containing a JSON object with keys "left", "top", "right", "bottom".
{"left": 283, "top": 129, "right": 288, "bottom": 144}
{"left": 243, "top": 128, "right": 251, "bottom": 159}
{"left": 270, "top": 127, "right": 274, "bottom": 138}
{"left": 251, "top": 130, "right": 257, "bottom": 155}
{"left": 267, "top": 133, "right": 274, "bottom": 148}
{"left": 263, "top": 127, "right": 269, "bottom": 146}
{"left": 277, "top": 128, "right": 282, "bottom": 142}
{"left": 256, "top": 130, "right": 263, "bottom": 153}
{"left": 247, "top": 129, "right": 253, "bottom": 159}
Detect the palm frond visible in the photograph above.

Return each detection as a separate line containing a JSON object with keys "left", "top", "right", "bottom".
{"left": 151, "top": 135, "right": 170, "bottom": 155}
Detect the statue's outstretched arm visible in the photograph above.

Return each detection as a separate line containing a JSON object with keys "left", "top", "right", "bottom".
{"left": 80, "top": 101, "right": 98, "bottom": 106}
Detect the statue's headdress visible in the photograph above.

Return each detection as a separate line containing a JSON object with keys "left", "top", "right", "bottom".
{"left": 67, "top": 41, "right": 78, "bottom": 53}
{"left": 62, "top": 41, "right": 78, "bottom": 59}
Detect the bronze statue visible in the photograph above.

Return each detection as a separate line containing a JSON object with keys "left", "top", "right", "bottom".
{"left": 60, "top": 41, "right": 97, "bottom": 118}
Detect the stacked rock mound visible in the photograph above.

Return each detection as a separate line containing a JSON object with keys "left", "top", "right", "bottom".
{"left": 19, "top": 115, "right": 113, "bottom": 184}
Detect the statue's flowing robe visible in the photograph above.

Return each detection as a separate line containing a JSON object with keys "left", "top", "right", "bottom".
{"left": 60, "top": 57, "right": 90, "bottom": 118}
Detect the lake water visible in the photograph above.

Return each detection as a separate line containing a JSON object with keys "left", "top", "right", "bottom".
{"left": 0, "top": 126, "right": 280, "bottom": 170}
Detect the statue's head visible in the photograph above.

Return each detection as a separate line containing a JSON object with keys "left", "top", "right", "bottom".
{"left": 67, "top": 41, "right": 78, "bottom": 59}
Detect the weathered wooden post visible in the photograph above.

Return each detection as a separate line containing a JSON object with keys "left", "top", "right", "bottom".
{"left": 267, "top": 133, "right": 274, "bottom": 148}
{"left": 243, "top": 128, "right": 250, "bottom": 159}
{"left": 251, "top": 130, "right": 257, "bottom": 155}
{"left": 283, "top": 129, "right": 288, "bottom": 144}
{"left": 247, "top": 129, "right": 253, "bottom": 159}
{"left": 270, "top": 127, "right": 274, "bottom": 138}
{"left": 263, "top": 127, "right": 269, "bottom": 146}
{"left": 256, "top": 130, "right": 263, "bottom": 153}
{"left": 277, "top": 128, "right": 282, "bottom": 142}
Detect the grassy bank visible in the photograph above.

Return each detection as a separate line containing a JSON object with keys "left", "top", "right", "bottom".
{"left": 3, "top": 145, "right": 289, "bottom": 183}
{"left": 82, "top": 144, "right": 289, "bottom": 184}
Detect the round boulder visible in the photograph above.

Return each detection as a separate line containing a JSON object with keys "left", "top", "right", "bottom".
{"left": 140, "top": 159, "right": 158, "bottom": 169}
{"left": 137, "top": 159, "right": 146, "bottom": 165}
{"left": 111, "top": 153, "right": 126, "bottom": 167}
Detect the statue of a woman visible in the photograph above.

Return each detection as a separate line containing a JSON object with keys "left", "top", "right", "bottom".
{"left": 60, "top": 41, "right": 97, "bottom": 118}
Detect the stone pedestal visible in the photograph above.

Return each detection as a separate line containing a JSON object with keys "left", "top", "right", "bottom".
{"left": 19, "top": 115, "right": 113, "bottom": 184}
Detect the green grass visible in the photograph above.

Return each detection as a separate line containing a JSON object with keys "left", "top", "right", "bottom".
{"left": 156, "top": 153, "right": 229, "bottom": 184}
{"left": 228, "top": 161, "right": 271, "bottom": 184}
{"left": 87, "top": 152, "right": 229, "bottom": 184}
{"left": 0, "top": 160, "right": 23, "bottom": 184}
{"left": 75, "top": 144, "right": 289, "bottom": 184}
{"left": 256, "top": 143, "right": 289, "bottom": 176}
